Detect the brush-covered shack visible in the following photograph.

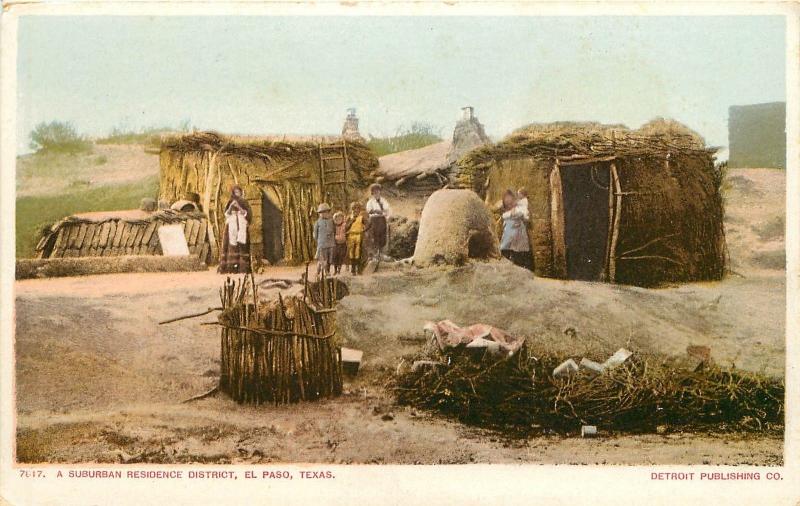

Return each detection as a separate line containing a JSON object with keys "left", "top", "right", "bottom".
{"left": 458, "top": 120, "right": 726, "bottom": 286}
{"left": 36, "top": 209, "right": 209, "bottom": 260}
{"left": 159, "top": 132, "right": 378, "bottom": 265}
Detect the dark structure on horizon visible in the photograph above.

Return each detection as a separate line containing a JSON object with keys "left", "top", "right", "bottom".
{"left": 728, "top": 102, "right": 786, "bottom": 169}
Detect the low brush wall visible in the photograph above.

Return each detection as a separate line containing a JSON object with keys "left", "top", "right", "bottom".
{"left": 16, "top": 255, "right": 207, "bottom": 280}
{"left": 216, "top": 274, "right": 347, "bottom": 404}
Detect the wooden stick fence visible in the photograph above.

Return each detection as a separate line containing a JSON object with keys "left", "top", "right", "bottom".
{"left": 217, "top": 271, "right": 346, "bottom": 405}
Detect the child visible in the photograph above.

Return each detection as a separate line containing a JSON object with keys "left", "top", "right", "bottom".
{"left": 346, "top": 201, "right": 370, "bottom": 275}
{"left": 313, "top": 203, "right": 335, "bottom": 277}
{"left": 516, "top": 187, "right": 529, "bottom": 220}
{"left": 332, "top": 211, "right": 347, "bottom": 275}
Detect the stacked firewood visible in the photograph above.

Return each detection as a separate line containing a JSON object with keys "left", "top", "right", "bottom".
{"left": 217, "top": 272, "right": 344, "bottom": 405}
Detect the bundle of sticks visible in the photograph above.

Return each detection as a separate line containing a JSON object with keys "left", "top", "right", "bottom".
{"left": 392, "top": 347, "right": 784, "bottom": 435}
{"left": 217, "top": 273, "right": 343, "bottom": 405}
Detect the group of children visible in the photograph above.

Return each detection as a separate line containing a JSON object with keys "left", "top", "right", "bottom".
{"left": 313, "top": 201, "right": 371, "bottom": 276}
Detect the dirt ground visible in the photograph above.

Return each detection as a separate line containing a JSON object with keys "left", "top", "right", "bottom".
{"left": 13, "top": 168, "right": 786, "bottom": 465}
{"left": 16, "top": 144, "right": 160, "bottom": 198}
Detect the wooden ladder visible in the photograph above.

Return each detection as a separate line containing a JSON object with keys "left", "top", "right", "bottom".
{"left": 318, "top": 142, "right": 349, "bottom": 202}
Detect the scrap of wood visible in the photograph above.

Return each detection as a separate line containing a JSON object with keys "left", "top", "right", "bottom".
{"left": 182, "top": 386, "right": 219, "bottom": 403}
{"left": 158, "top": 307, "right": 223, "bottom": 325}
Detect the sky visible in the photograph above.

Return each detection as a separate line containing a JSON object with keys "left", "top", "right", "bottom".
{"left": 17, "top": 15, "right": 786, "bottom": 155}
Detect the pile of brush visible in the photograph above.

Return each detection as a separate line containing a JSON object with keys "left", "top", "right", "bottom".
{"left": 392, "top": 347, "right": 783, "bottom": 435}
{"left": 217, "top": 272, "right": 346, "bottom": 405}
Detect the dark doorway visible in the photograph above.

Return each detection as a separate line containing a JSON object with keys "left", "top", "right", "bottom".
{"left": 261, "top": 192, "right": 284, "bottom": 264}
{"left": 560, "top": 164, "right": 610, "bottom": 281}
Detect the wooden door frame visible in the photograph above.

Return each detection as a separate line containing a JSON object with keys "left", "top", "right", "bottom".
{"left": 606, "top": 162, "right": 623, "bottom": 282}
{"left": 549, "top": 159, "right": 622, "bottom": 282}
{"left": 548, "top": 161, "right": 567, "bottom": 278}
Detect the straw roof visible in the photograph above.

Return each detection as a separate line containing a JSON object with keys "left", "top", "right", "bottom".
{"left": 377, "top": 141, "right": 451, "bottom": 181}
{"left": 160, "top": 131, "right": 379, "bottom": 186}
{"left": 457, "top": 120, "right": 716, "bottom": 190}
{"left": 162, "top": 131, "right": 358, "bottom": 156}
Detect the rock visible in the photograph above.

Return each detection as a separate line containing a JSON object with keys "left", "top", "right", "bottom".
{"left": 381, "top": 413, "right": 394, "bottom": 421}
{"left": 466, "top": 337, "right": 502, "bottom": 356}
{"left": 603, "top": 348, "right": 633, "bottom": 369}
{"left": 580, "top": 358, "right": 606, "bottom": 375}
{"left": 140, "top": 197, "right": 157, "bottom": 212}
{"left": 341, "top": 347, "right": 363, "bottom": 376}
{"left": 686, "top": 345, "right": 712, "bottom": 361}
{"left": 553, "top": 358, "right": 579, "bottom": 378}
{"left": 683, "top": 345, "right": 713, "bottom": 372}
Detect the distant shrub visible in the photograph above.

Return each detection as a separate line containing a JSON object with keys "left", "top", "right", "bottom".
{"left": 29, "top": 121, "right": 92, "bottom": 154}
{"left": 368, "top": 122, "right": 442, "bottom": 157}
{"left": 94, "top": 155, "right": 108, "bottom": 165}
{"left": 97, "top": 120, "right": 192, "bottom": 145}
{"left": 67, "top": 180, "right": 92, "bottom": 189}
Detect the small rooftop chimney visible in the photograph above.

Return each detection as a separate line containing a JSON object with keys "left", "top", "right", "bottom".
{"left": 342, "top": 108, "right": 363, "bottom": 141}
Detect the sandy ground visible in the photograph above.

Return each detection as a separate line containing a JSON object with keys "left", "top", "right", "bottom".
{"left": 16, "top": 144, "right": 160, "bottom": 198}
{"left": 338, "top": 263, "right": 784, "bottom": 377}
{"left": 13, "top": 168, "right": 786, "bottom": 465}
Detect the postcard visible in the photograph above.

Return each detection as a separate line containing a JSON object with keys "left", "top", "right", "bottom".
{"left": 1, "top": 2, "right": 798, "bottom": 504}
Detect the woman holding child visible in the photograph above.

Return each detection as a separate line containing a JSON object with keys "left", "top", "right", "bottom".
{"left": 218, "top": 185, "right": 252, "bottom": 274}
{"left": 499, "top": 188, "right": 532, "bottom": 271}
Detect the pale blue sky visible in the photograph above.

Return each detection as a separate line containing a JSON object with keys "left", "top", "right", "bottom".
{"left": 17, "top": 16, "right": 786, "bottom": 155}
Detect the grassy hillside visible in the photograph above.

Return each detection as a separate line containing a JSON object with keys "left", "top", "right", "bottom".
{"left": 16, "top": 175, "right": 159, "bottom": 258}
{"left": 367, "top": 123, "right": 442, "bottom": 157}
{"left": 17, "top": 144, "right": 160, "bottom": 199}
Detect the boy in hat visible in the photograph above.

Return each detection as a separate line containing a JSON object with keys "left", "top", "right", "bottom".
{"left": 365, "top": 183, "right": 391, "bottom": 261}
{"left": 313, "top": 203, "right": 335, "bottom": 277}
{"left": 332, "top": 211, "right": 348, "bottom": 275}
{"left": 346, "top": 201, "right": 370, "bottom": 274}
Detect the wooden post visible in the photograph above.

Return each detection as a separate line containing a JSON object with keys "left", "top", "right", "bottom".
{"left": 607, "top": 162, "right": 623, "bottom": 283}
{"left": 549, "top": 160, "right": 567, "bottom": 278}
{"left": 203, "top": 149, "right": 222, "bottom": 262}
{"left": 602, "top": 163, "right": 615, "bottom": 281}
{"left": 317, "top": 144, "right": 326, "bottom": 203}
{"left": 341, "top": 140, "right": 349, "bottom": 203}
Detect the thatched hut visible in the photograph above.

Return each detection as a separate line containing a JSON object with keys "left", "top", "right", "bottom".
{"left": 457, "top": 120, "right": 726, "bottom": 286}
{"left": 159, "top": 132, "right": 378, "bottom": 265}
